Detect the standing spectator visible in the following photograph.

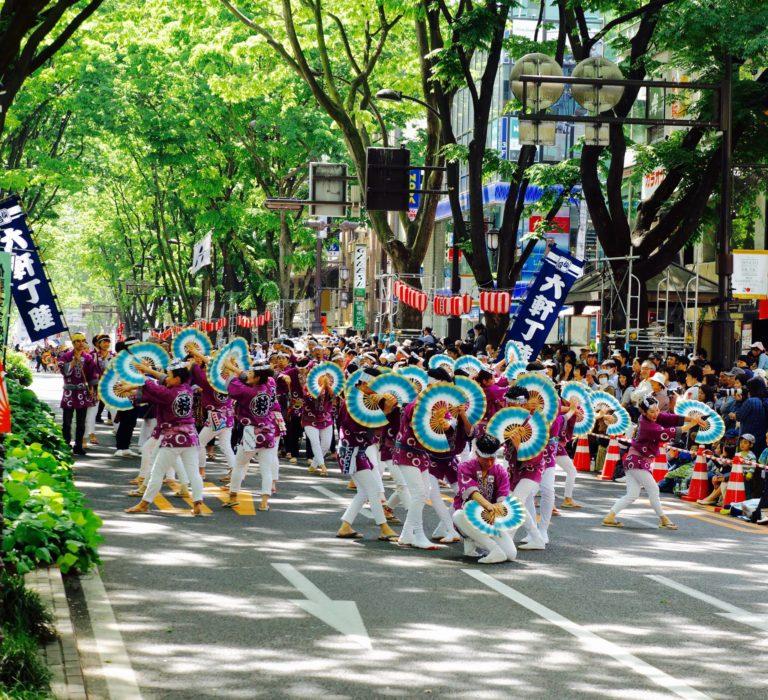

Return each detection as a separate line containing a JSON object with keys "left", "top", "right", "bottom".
{"left": 733, "top": 378, "right": 768, "bottom": 461}
{"left": 419, "top": 327, "right": 437, "bottom": 345}
{"left": 682, "top": 365, "right": 704, "bottom": 400}
{"left": 749, "top": 341, "right": 768, "bottom": 370}
{"left": 472, "top": 323, "right": 487, "bottom": 354}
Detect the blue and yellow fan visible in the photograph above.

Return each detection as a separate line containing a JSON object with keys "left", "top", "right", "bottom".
{"left": 454, "top": 375, "right": 487, "bottom": 426}
{"left": 463, "top": 500, "right": 500, "bottom": 537}
{"left": 428, "top": 353, "right": 455, "bottom": 373}
{"left": 454, "top": 355, "right": 484, "bottom": 377}
{"left": 396, "top": 366, "right": 428, "bottom": 392}
{"left": 411, "top": 382, "right": 466, "bottom": 453}
{"left": 206, "top": 337, "right": 251, "bottom": 394}
{"left": 675, "top": 399, "right": 725, "bottom": 444}
{"left": 98, "top": 366, "right": 133, "bottom": 412}
{"left": 345, "top": 384, "right": 388, "bottom": 429}
{"left": 486, "top": 407, "right": 548, "bottom": 460}
{"left": 172, "top": 328, "right": 212, "bottom": 360}
{"left": 344, "top": 368, "right": 368, "bottom": 395}
{"left": 504, "top": 361, "right": 528, "bottom": 382}
{"left": 560, "top": 381, "right": 596, "bottom": 437}
{"left": 307, "top": 362, "right": 345, "bottom": 398}
{"left": 495, "top": 495, "right": 527, "bottom": 531}
{"left": 515, "top": 372, "right": 559, "bottom": 425}
{"left": 113, "top": 342, "right": 170, "bottom": 384}
{"left": 369, "top": 373, "right": 418, "bottom": 407}
{"left": 590, "top": 391, "right": 631, "bottom": 436}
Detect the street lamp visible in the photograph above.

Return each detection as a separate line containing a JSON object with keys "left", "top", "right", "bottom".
{"left": 376, "top": 88, "right": 462, "bottom": 339}
{"left": 486, "top": 227, "right": 499, "bottom": 251}
{"left": 339, "top": 264, "right": 350, "bottom": 282}
{"left": 305, "top": 217, "right": 330, "bottom": 332}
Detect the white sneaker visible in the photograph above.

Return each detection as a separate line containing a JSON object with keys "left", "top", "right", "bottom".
{"left": 478, "top": 546, "right": 507, "bottom": 564}
{"left": 615, "top": 476, "right": 626, "bottom": 483}
{"left": 518, "top": 538, "right": 546, "bottom": 551}
{"left": 410, "top": 535, "right": 440, "bottom": 550}
{"left": 114, "top": 449, "right": 128, "bottom": 457}
{"left": 541, "top": 531, "right": 550, "bottom": 545}
{"left": 432, "top": 523, "right": 447, "bottom": 540}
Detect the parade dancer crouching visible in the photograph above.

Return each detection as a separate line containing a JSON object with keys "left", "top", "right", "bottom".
{"left": 502, "top": 386, "right": 548, "bottom": 550}
{"left": 335, "top": 370, "right": 399, "bottom": 542}
{"left": 223, "top": 361, "right": 284, "bottom": 511}
{"left": 603, "top": 396, "right": 703, "bottom": 529}
{"left": 123, "top": 360, "right": 205, "bottom": 516}
{"left": 453, "top": 435, "right": 517, "bottom": 564}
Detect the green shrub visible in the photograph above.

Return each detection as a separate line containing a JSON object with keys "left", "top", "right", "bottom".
{"left": 0, "top": 629, "right": 51, "bottom": 694}
{"left": 2, "top": 377, "right": 101, "bottom": 575}
{"left": 5, "top": 381, "right": 72, "bottom": 465}
{"left": 0, "top": 573, "right": 56, "bottom": 643}
{"left": 4, "top": 351, "right": 33, "bottom": 387}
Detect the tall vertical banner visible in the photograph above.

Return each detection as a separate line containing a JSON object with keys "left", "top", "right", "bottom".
{"left": 0, "top": 251, "right": 11, "bottom": 349}
{"left": 0, "top": 195, "right": 68, "bottom": 342}
{"left": 500, "top": 245, "right": 583, "bottom": 361}
{"left": 189, "top": 231, "right": 212, "bottom": 275}
{"left": 353, "top": 244, "right": 367, "bottom": 331}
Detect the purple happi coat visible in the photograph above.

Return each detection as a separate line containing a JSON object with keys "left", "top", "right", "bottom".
{"left": 228, "top": 375, "right": 281, "bottom": 449}
{"left": 379, "top": 407, "right": 401, "bottom": 461}
{"left": 191, "top": 363, "right": 235, "bottom": 428}
{"left": 504, "top": 441, "right": 547, "bottom": 489}
{"left": 429, "top": 419, "right": 471, "bottom": 484}
{"left": 135, "top": 379, "right": 199, "bottom": 448}
{"left": 454, "top": 458, "right": 511, "bottom": 510}
{"left": 556, "top": 410, "right": 578, "bottom": 456}
{"left": 58, "top": 350, "right": 97, "bottom": 410}
{"left": 625, "top": 412, "right": 683, "bottom": 472}
{"left": 337, "top": 401, "right": 377, "bottom": 474}
{"left": 392, "top": 399, "right": 454, "bottom": 473}
{"left": 300, "top": 387, "right": 334, "bottom": 429}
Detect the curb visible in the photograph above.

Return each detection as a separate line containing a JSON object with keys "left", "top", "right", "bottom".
{"left": 24, "top": 567, "right": 87, "bottom": 700}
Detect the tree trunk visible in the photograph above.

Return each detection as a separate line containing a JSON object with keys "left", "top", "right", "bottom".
{"left": 485, "top": 312, "right": 510, "bottom": 348}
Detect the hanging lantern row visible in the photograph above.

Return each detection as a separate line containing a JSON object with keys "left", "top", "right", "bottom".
{"left": 433, "top": 294, "right": 473, "bottom": 317}
{"left": 393, "top": 281, "right": 428, "bottom": 312}
{"left": 478, "top": 290, "right": 511, "bottom": 315}
{"left": 236, "top": 310, "right": 272, "bottom": 328}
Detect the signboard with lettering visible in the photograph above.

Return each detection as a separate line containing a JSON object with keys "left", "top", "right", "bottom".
{"left": 407, "top": 169, "right": 421, "bottom": 221}
{"left": 353, "top": 300, "right": 366, "bottom": 331}
{"left": 0, "top": 195, "right": 68, "bottom": 342}
{"left": 353, "top": 244, "right": 367, "bottom": 299}
{"left": 732, "top": 250, "right": 768, "bottom": 299}
{"left": 641, "top": 167, "right": 666, "bottom": 201}
{"left": 0, "top": 251, "right": 11, "bottom": 349}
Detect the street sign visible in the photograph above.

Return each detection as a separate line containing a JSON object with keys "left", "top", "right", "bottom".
{"left": 353, "top": 244, "right": 367, "bottom": 290}
{"left": 732, "top": 250, "right": 768, "bottom": 299}
{"left": 353, "top": 300, "right": 366, "bottom": 330}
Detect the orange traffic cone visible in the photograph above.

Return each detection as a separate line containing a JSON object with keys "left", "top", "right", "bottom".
{"left": 682, "top": 446, "right": 710, "bottom": 502}
{"left": 720, "top": 455, "right": 745, "bottom": 512}
{"left": 600, "top": 438, "right": 620, "bottom": 481}
{"left": 651, "top": 448, "right": 668, "bottom": 483}
{"left": 573, "top": 436, "right": 592, "bottom": 473}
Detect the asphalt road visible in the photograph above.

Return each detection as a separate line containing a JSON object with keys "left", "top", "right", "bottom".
{"left": 32, "top": 374, "right": 768, "bottom": 699}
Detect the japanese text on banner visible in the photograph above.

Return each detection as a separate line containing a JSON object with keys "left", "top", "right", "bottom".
{"left": 0, "top": 195, "right": 68, "bottom": 342}
{"left": 500, "top": 245, "right": 583, "bottom": 361}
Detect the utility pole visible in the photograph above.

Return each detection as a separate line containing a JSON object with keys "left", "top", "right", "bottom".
{"left": 716, "top": 53, "right": 735, "bottom": 368}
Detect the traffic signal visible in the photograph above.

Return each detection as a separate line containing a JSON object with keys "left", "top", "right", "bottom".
{"left": 365, "top": 147, "right": 410, "bottom": 211}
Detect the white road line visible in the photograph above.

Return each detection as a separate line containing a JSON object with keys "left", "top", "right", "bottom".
{"left": 80, "top": 570, "right": 143, "bottom": 700}
{"left": 310, "top": 484, "right": 374, "bottom": 519}
{"left": 463, "top": 569, "right": 711, "bottom": 700}
{"left": 272, "top": 563, "right": 372, "bottom": 649}
{"left": 647, "top": 574, "right": 768, "bottom": 632}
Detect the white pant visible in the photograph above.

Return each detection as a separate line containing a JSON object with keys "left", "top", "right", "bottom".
{"left": 139, "top": 436, "right": 160, "bottom": 480}
{"left": 230, "top": 444, "right": 279, "bottom": 495}
{"left": 138, "top": 417, "right": 156, "bottom": 448}
{"left": 513, "top": 478, "right": 544, "bottom": 543}
{"left": 198, "top": 425, "right": 236, "bottom": 471}
{"left": 555, "top": 454, "right": 577, "bottom": 499}
{"left": 424, "top": 472, "right": 458, "bottom": 538}
{"left": 538, "top": 467, "right": 557, "bottom": 536}
{"left": 142, "top": 447, "right": 203, "bottom": 503}
{"left": 453, "top": 509, "right": 517, "bottom": 560}
{"left": 342, "top": 468, "right": 387, "bottom": 526}
{"left": 304, "top": 425, "right": 332, "bottom": 467}
{"left": 399, "top": 465, "right": 427, "bottom": 541}
{"left": 610, "top": 469, "right": 665, "bottom": 517}
{"left": 383, "top": 460, "right": 410, "bottom": 509}
{"left": 85, "top": 405, "right": 98, "bottom": 436}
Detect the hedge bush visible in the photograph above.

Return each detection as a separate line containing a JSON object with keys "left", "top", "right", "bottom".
{"left": 3, "top": 351, "right": 33, "bottom": 388}
{"left": 2, "top": 378, "right": 102, "bottom": 575}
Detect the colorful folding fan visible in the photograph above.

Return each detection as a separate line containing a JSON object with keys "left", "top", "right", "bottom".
{"left": 454, "top": 375, "right": 487, "bottom": 426}
{"left": 486, "top": 406, "right": 548, "bottom": 461}
{"left": 306, "top": 362, "right": 345, "bottom": 398}
{"left": 113, "top": 342, "right": 170, "bottom": 384}
{"left": 590, "top": 391, "right": 631, "bottom": 436}
{"left": 675, "top": 399, "right": 725, "bottom": 444}
{"left": 515, "top": 372, "right": 559, "bottom": 425}
{"left": 368, "top": 373, "right": 418, "bottom": 407}
{"left": 98, "top": 366, "right": 134, "bottom": 412}
{"left": 172, "top": 327, "right": 212, "bottom": 360}
{"left": 428, "top": 353, "right": 455, "bottom": 373}
{"left": 395, "top": 366, "right": 429, "bottom": 392}
{"left": 411, "top": 382, "right": 466, "bottom": 453}
{"left": 454, "top": 355, "right": 484, "bottom": 377}
{"left": 206, "top": 337, "right": 251, "bottom": 394}
{"left": 560, "top": 381, "right": 596, "bottom": 437}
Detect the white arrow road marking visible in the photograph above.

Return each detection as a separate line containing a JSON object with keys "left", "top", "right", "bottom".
{"left": 272, "top": 563, "right": 372, "bottom": 649}
{"left": 310, "top": 484, "right": 374, "bottom": 518}
{"left": 647, "top": 574, "right": 768, "bottom": 632}
{"left": 463, "top": 569, "right": 711, "bottom": 700}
